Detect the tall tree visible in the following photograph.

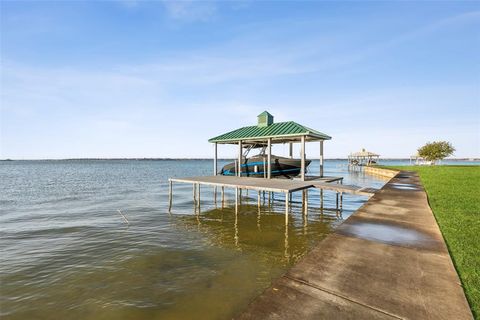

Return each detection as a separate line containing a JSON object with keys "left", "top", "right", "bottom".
{"left": 418, "top": 141, "right": 455, "bottom": 164}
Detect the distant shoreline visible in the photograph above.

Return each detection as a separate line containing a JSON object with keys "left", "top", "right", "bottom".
{"left": 1, "top": 158, "right": 479, "bottom": 161}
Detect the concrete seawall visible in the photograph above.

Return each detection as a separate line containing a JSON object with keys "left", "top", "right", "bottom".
{"left": 237, "top": 171, "right": 473, "bottom": 319}
{"left": 363, "top": 166, "right": 399, "bottom": 178}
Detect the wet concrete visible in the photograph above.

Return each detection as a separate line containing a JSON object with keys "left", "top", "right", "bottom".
{"left": 389, "top": 182, "right": 422, "bottom": 191}
{"left": 237, "top": 171, "right": 473, "bottom": 320}
{"left": 336, "top": 219, "right": 440, "bottom": 250}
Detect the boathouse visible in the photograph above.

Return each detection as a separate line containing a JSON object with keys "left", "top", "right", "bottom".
{"left": 208, "top": 111, "right": 332, "bottom": 180}
{"left": 348, "top": 148, "right": 380, "bottom": 166}
{"left": 168, "top": 112, "right": 378, "bottom": 224}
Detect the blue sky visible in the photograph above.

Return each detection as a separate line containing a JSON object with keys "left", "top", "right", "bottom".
{"left": 1, "top": 1, "right": 479, "bottom": 159}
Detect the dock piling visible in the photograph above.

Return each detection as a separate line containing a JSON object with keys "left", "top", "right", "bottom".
{"left": 235, "top": 188, "right": 239, "bottom": 210}
{"left": 167, "top": 176, "right": 377, "bottom": 217}
{"left": 221, "top": 186, "right": 225, "bottom": 208}
{"left": 304, "top": 189, "right": 308, "bottom": 216}
{"left": 301, "top": 190, "right": 306, "bottom": 213}
{"left": 284, "top": 222, "right": 289, "bottom": 260}
{"left": 257, "top": 204, "right": 261, "bottom": 230}
{"left": 234, "top": 188, "right": 239, "bottom": 247}
{"left": 168, "top": 180, "right": 173, "bottom": 213}
{"left": 285, "top": 191, "right": 289, "bottom": 224}
{"left": 193, "top": 184, "right": 197, "bottom": 205}
{"left": 214, "top": 186, "right": 217, "bottom": 206}
{"left": 198, "top": 184, "right": 201, "bottom": 212}
{"left": 336, "top": 192, "right": 339, "bottom": 211}
{"left": 320, "top": 189, "right": 324, "bottom": 209}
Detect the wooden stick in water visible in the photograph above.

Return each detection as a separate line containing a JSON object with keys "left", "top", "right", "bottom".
{"left": 117, "top": 210, "right": 130, "bottom": 225}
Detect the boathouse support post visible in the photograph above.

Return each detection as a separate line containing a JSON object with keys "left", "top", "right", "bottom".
{"left": 267, "top": 138, "right": 272, "bottom": 179}
{"left": 301, "top": 135, "right": 306, "bottom": 181}
{"left": 263, "top": 157, "right": 266, "bottom": 178}
{"left": 214, "top": 142, "right": 218, "bottom": 175}
{"left": 214, "top": 142, "right": 218, "bottom": 205}
{"left": 320, "top": 140, "right": 324, "bottom": 177}
{"left": 238, "top": 140, "right": 243, "bottom": 177}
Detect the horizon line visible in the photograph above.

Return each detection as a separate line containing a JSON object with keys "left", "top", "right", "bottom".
{"left": 1, "top": 157, "right": 479, "bottom": 161}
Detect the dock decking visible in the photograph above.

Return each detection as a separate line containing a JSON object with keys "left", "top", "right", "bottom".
{"left": 168, "top": 175, "right": 379, "bottom": 223}
{"left": 169, "top": 175, "right": 377, "bottom": 196}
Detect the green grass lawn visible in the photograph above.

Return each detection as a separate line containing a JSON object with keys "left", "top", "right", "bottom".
{"left": 386, "top": 165, "right": 480, "bottom": 318}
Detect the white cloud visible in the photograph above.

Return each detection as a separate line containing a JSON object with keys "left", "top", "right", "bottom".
{"left": 2, "top": 57, "right": 478, "bottom": 158}
{"left": 1, "top": 9, "right": 479, "bottom": 158}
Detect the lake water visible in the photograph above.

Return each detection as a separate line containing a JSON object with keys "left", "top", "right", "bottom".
{"left": 0, "top": 159, "right": 477, "bottom": 319}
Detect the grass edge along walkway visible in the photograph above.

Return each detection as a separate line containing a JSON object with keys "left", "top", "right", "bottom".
{"left": 386, "top": 165, "right": 480, "bottom": 319}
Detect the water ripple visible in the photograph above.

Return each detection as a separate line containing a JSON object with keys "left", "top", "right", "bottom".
{"left": 0, "top": 159, "right": 389, "bottom": 320}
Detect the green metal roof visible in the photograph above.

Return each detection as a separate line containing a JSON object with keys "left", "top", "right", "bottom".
{"left": 209, "top": 121, "right": 331, "bottom": 144}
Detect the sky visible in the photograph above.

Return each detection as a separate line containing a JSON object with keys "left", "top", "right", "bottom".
{"left": 1, "top": 1, "right": 479, "bottom": 159}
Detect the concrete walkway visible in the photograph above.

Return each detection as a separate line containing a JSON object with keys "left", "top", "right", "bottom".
{"left": 237, "top": 171, "right": 473, "bottom": 319}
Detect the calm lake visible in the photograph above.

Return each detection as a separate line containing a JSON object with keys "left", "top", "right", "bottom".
{"left": 0, "top": 159, "right": 476, "bottom": 319}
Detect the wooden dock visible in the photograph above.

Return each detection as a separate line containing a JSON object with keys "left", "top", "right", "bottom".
{"left": 168, "top": 176, "right": 379, "bottom": 223}
{"left": 169, "top": 175, "right": 375, "bottom": 196}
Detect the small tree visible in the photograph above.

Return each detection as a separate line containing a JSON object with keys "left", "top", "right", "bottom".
{"left": 417, "top": 141, "right": 455, "bottom": 165}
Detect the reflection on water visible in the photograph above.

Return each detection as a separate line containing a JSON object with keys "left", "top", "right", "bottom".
{"left": 0, "top": 159, "right": 392, "bottom": 320}
{"left": 178, "top": 203, "right": 342, "bottom": 263}
{"left": 1, "top": 203, "right": 344, "bottom": 320}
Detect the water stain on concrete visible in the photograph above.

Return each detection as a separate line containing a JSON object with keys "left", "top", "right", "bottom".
{"left": 338, "top": 220, "right": 439, "bottom": 250}
{"left": 375, "top": 199, "right": 399, "bottom": 206}
{"left": 389, "top": 183, "right": 421, "bottom": 191}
